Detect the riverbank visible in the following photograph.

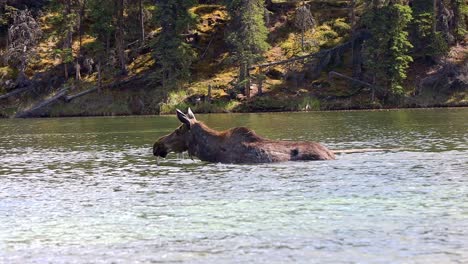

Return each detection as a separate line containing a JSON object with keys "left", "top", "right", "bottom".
{"left": 1, "top": 2, "right": 466, "bottom": 119}
{"left": 2, "top": 42, "right": 465, "bottom": 118}
{"left": 1, "top": 91, "right": 466, "bottom": 119}
{"left": 1, "top": 62, "right": 466, "bottom": 118}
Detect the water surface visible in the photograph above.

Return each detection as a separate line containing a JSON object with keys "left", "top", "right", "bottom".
{"left": 1, "top": 108, "right": 467, "bottom": 263}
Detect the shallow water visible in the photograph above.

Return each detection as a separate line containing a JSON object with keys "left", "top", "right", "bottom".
{"left": 1, "top": 108, "right": 467, "bottom": 263}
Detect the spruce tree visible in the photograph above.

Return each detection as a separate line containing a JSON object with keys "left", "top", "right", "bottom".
{"left": 226, "top": 0, "right": 269, "bottom": 97}
{"left": 48, "top": 0, "right": 78, "bottom": 80}
{"left": 363, "top": 2, "right": 413, "bottom": 95}
{"left": 87, "top": 0, "right": 115, "bottom": 87}
{"left": 115, "top": 0, "right": 127, "bottom": 75}
{"left": 153, "top": 0, "right": 197, "bottom": 89}
{"left": 411, "top": 0, "right": 449, "bottom": 59}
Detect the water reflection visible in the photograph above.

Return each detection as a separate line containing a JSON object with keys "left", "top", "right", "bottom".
{"left": 1, "top": 108, "right": 467, "bottom": 263}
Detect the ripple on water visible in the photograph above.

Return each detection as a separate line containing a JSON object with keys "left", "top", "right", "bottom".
{"left": 1, "top": 110, "right": 468, "bottom": 263}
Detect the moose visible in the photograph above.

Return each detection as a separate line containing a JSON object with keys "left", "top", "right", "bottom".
{"left": 153, "top": 108, "right": 336, "bottom": 164}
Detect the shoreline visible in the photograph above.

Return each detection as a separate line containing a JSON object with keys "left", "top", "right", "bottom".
{"left": 2, "top": 104, "right": 467, "bottom": 119}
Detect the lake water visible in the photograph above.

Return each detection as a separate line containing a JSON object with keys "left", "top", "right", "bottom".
{"left": 1, "top": 108, "right": 467, "bottom": 263}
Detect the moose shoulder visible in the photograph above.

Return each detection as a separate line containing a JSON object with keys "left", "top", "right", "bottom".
{"left": 153, "top": 109, "right": 335, "bottom": 164}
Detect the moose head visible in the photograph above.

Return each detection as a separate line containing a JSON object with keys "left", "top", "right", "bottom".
{"left": 153, "top": 108, "right": 197, "bottom": 158}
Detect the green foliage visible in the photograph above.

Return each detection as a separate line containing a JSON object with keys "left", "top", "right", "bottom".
{"left": 427, "top": 32, "right": 449, "bottom": 56}
{"left": 0, "top": 66, "right": 16, "bottom": 80}
{"left": 413, "top": 12, "right": 432, "bottom": 38}
{"left": 88, "top": 0, "right": 116, "bottom": 44}
{"left": 159, "top": 89, "right": 189, "bottom": 114}
{"left": 47, "top": 1, "right": 78, "bottom": 41}
{"left": 84, "top": 40, "right": 105, "bottom": 62}
{"left": 237, "top": 96, "right": 322, "bottom": 112}
{"left": 1, "top": 0, "right": 465, "bottom": 116}
{"left": 226, "top": 0, "right": 270, "bottom": 65}
{"left": 53, "top": 48, "right": 73, "bottom": 64}
{"left": 331, "top": 18, "right": 351, "bottom": 35}
{"left": 125, "top": 0, "right": 154, "bottom": 41}
{"left": 153, "top": 0, "right": 197, "bottom": 89}
{"left": 389, "top": 5, "right": 413, "bottom": 94}
{"left": 363, "top": 4, "right": 414, "bottom": 95}
{"left": 281, "top": 18, "right": 350, "bottom": 56}
{"left": 280, "top": 32, "right": 321, "bottom": 56}
{"left": 410, "top": 0, "right": 448, "bottom": 58}
{"left": 0, "top": 5, "right": 17, "bottom": 27}
{"left": 298, "top": 96, "right": 320, "bottom": 111}
{"left": 159, "top": 90, "right": 242, "bottom": 114}
{"left": 455, "top": 0, "right": 468, "bottom": 40}
{"left": 321, "top": 29, "right": 339, "bottom": 39}
{"left": 191, "top": 100, "right": 241, "bottom": 113}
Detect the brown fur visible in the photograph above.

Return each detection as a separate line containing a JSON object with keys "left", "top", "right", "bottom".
{"left": 153, "top": 109, "right": 335, "bottom": 164}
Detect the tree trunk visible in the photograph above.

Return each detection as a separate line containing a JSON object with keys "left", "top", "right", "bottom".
{"left": 350, "top": 0, "right": 356, "bottom": 29}
{"left": 97, "top": 60, "right": 102, "bottom": 92}
{"left": 78, "top": 0, "right": 86, "bottom": 52}
{"left": 206, "top": 85, "right": 212, "bottom": 102}
{"left": 258, "top": 74, "right": 263, "bottom": 96}
{"left": 106, "top": 32, "right": 110, "bottom": 56}
{"left": 139, "top": 0, "right": 145, "bottom": 45}
{"left": 352, "top": 38, "right": 362, "bottom": 78}
{"left": 17, "top": 56, "right": 27, "bottom": 86}
{"left": 301, "top": 27, "right": 305, "bottom": 51}
{"left": 116, "top": 0, "right": 127, "bottom": 75}
{"left": 75, "top": 1, "right": 86, "bottom": 82}
{"left": 433, "top": 0, "right": 437, "bottom": 34}
{"left": 75, "top": 61, "right": 81, "bottom": 81}
{"left": 238, "top": 61, "right": 247, "bottom": 93}
{"left": 264, "top": 7, "right": 270, "bottom": 27}
{"left": 17, "top": 71, "right": 27, "bottom": 87}
{"left": 436, "top": 0, "right": 455, "bottom": 43}
{"left": 372, "top": 74, "right": 376, "bottom": 102}
{"left": 64, "top": 0, "right": 73, "bottom": 80}
{"left": 245, "top": 63, "right": 251, "bottom": 99}
{"left": 64, "top": 63, "right": 69, "bottom": 80}
{"left": 450, "top": 0, "right": 460, "bottom": 42}
{"left": 66, "top": 0, "right": 72, "bottom": 45}
{"left": 329, "top": 71, "right": 372, "bottom": 87}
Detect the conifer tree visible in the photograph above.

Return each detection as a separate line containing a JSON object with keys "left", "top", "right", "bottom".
{"left": 363, "top": 2, "right": 413, "bottom": 95}
{"left": 115, "top": 0, "right": 127, "bottom": 75}
{"left": 153, "top": 0, "right": 197, "bottom": 89}
{"left": 411, "top": 0, "right": 448, "bottom": 59}
{"left": 226, "top": 0, "right": 269, "bottom": 97}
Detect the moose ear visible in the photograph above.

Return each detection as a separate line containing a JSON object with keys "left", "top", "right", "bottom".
{"left": 187, "top": 107, "right": 196, "bottom": 120}
{"left": 176, "top": 109, "right": 191, "bottom": 128}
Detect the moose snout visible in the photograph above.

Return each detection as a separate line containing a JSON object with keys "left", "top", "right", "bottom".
{"left": 153, "top": 141, "right": 168, "bottom": 158}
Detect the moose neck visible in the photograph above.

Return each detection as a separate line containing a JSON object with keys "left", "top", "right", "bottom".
{"left": 187, "top": 123, "right": 224, "bottom": 162}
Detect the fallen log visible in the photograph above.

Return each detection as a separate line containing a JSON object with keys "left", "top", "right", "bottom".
{"left": 65, "top": 87, "right": 98, "bottom": 102}
{"left": 15, "top": 88, "right": 69, "bottom": 118}
{"left": 250, "top": 31, "right": 371, "bottom": 70}
{"left": 0, "top": 86, "right": 32, "bottom": 100}
{"left": 328, "top": 71, "right": 372, "bottom": 87}
{"left": 65, "top": 73, "right": 150, "bottom": 102}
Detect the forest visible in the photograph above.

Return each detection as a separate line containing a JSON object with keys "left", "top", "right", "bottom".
{"left": 0, "top": 0, "right": 466, "bottom": 117}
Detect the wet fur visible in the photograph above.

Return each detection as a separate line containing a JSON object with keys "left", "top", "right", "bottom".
{"left": 154, "top": 116, "right": 335, "bottom": 164}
